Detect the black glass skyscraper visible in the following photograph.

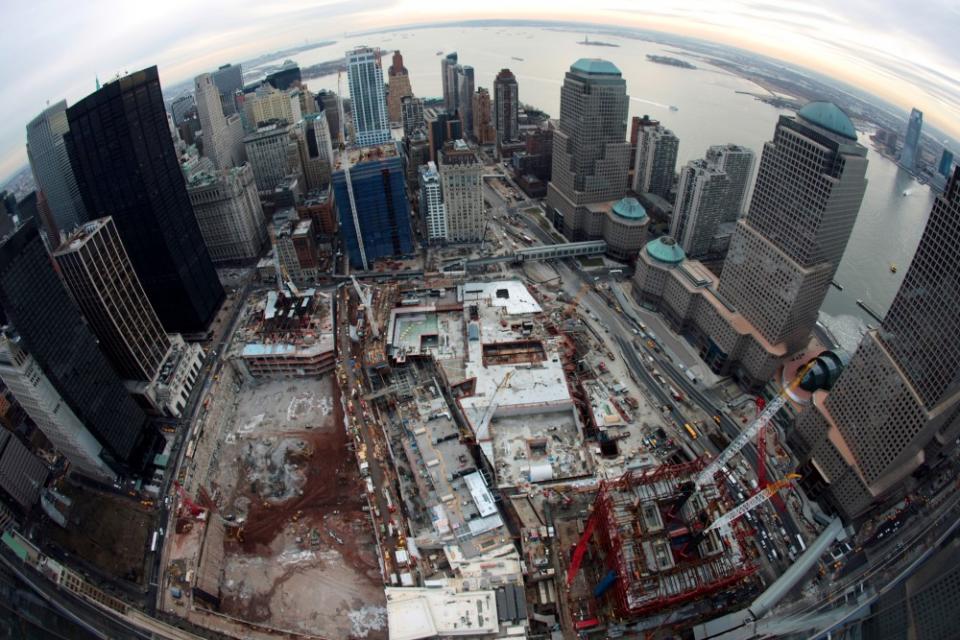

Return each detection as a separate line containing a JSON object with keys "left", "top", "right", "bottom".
{"left": 0, "top": 221, "right": 150, "bottom": 469}
{"left": 65, "top": 66, "right": 224, "bottom": 334}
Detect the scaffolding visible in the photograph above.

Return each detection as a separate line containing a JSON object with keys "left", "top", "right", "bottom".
{"left": 585, "top": 461, "right": 758, "bottom": 620}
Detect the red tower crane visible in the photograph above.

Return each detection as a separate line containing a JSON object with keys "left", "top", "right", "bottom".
{"left": 173, "top": 481, "right": 206, "bottom": 518}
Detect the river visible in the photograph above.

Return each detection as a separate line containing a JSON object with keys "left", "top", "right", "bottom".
{"left": 259, "top": 25, "right": 937, "bottom": 351}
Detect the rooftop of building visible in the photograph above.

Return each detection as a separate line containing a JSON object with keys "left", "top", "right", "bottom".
{"left": 645, "top": 236, "right": 686, "bottom": 264}
{"left": 243, "top": 121, "right": 290, "bottom": 141}
{"left": 335, "top": 142, "right": 400, "bottom": 169}
{"left": 577, "top": 463, "right": 755, "bottom": 618}
{"left": 292, "top": 220, "right": 312, "bottom": 237}
{"left": 302, "top": 186, "right": 332, "bottom": 205}
{"left": 440, "top": 140, "right": 479, "bottom": 165}
{"left": 455, "top": 281, "right": 590, "bottom": 487}
{"left": 397, "top": 383, "right": 510, "bottom": 556}
{"left": 612, "top": 196, "right": 648, "bottom": 221}
{"left": 53, "top": 217, "right": 111, "bottom": 254}
{"left": 571, "top": 58, "right": 621, "bottom": 76}
{"left": 797, "top": 101, "right": 858, "bottom": 141}
{"left": 385, "top": 586, "right": 499, "bottom": 640}
{"left": 272, "top": 208, "right": 299, "bottom": 237}
{"left": 234, "top": 288, "right": 335, "bottom": 360}
{"left": 461, "top": 281, "right": 542, "bottom": 315}
{"left": 384, "top": 281, "right": 590, "bottom": 488}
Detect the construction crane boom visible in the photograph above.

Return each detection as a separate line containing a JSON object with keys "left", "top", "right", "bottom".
{"left": 566, "top": 504, "right": 602, "bottom": 587}
{"left": 337, "top": 70, "right": 368, "bottom": 271}
{"left": 474, "top": 371, "right": 513, "bottom": 442}
{"left": 704, "top": 475, "right": 799, "bottom": 534}
{"left": 350, "top": 275, "right": 380, "bottom": 338}
{"left": 268, "top": 225, "right": 284, "bottom": 294}
{"left": 695, "top": 362, "right": 814, "bottom": 487}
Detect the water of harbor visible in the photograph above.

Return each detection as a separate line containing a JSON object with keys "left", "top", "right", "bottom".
{"left": 283, "top": 26, "right": 936, "bottom": 349}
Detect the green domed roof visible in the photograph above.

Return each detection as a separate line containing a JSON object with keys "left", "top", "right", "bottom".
{"left": 571, "top": 58, "right": 621, "bottom": 75}
{"left": 797, "top": 102, "right": 857, "bottom": 140}
{"left": 612, "top": 197, "right": 647, "bottom": 221}
{"left": 646, "top": 236, "right": 685, "bottom": 264}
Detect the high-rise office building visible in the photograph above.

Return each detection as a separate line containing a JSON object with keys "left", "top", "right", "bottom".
{"left": 0, "top": 193, "right": 16, "bottom": 222}
{"left": 862, "top": 533, "right": 960, "bottom": 639}
{"left": 170, "top": 94, "right": 196, "bottom": 126}
{"left": 546, "top": 59, "right": 631, "bottom": 240}
{"left": 473, "top": 88, "right": 496, "bottom": 145}
{"left": 25, "top": 101, "right": 87, "bottom": 243}
{"left": 404, "top": 129, "right": 431, "bottom": 193}
{"left": 419, "top": 161, "right": 446, "bottom": 242}
{"left": 346, "top": 46, "right": 390, "bottom": 146}
{"left": 297, "top": 86, "right": 318, "bottom": 116}
{"left": 455, "top": 65, "right": 475, "bottom": 137}
{"left": 55, "top": 217, "right": 203, "bottom": 418}
{"left": 185, "top": 163, "right": 267, "bottom": 263}
{"left": 442, "top": 53, "right": 459, "bottom": 114}
{"left": 243, "top": 84, "right": 302, "bottom": 129}
{"left": 494, "top": 69, "right": 519, "bottom": 148}
{"left": 440, "top": 140, "right": 484, "bottom": 243}
{"left": 244, "top": 122, "right": 304, "bottom": 195}
{"left": 633, "top": 120, "right": 679, "bottom": 199}
{"left": 670, "top": 159, "right": 730, "bottom": 259}
{"left": 317, "top": 90, "right": 342, "bottom": 143}
{"left": 0, "top": 331, "right": 117, "bottom": 483}
{"left": 65, "top": 66, "right": 225, "bottom": 334}
{"left": 899, "top": 107, "right": 923, "bottom": 172}
{"left": 211, "top": 63, "right": 243, "bottom": 116}
{"left": 52, "top": 217, "right": 170, "bottom": 382}
{"left": 0, "top": 221, "right": 150, "bottom": 471}
{"left": 401, "top": 96, "right": 425, "bottom": 138}
{"left": 387, "top": 50, "right": 414, "bottom": 125}
{"left": 424, "top": 107, "right": 453, "bottom": 163}
{"left": 265, "top": 60, "right": 301, "bottom": 91}
{"left": 938, "top": 148, "right": 954, "bottom": 178}
{"left": 332, "top": 143, "right": 413, "bottom": 270}
{"left": 195, "top": 73, "right": 238, "bottom": 169}
{"left": 271, "top": 209, "right": 318, "bottom": 284}
{"left": 793, "top": 167, "right": 960, "bottom": 519}
{"left": 721, "top": 103, "right": 868, "bottom": 353}
{"left": 705, "top": 144, "right": 755, "bottom": 222}
{"left": 299, "top": 112, "right": 335, "bottom": 191}
{"left": 632, "top": 103, "right": 868, "bottom": 388}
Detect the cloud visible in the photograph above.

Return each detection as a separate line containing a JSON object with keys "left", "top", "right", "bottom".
{"left": 1, "top": 1, "right": 958, "bottom": 184}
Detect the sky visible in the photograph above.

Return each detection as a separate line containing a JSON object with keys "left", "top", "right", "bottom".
{"left": 2, "top": 0, "right": 958, "bottom": 184}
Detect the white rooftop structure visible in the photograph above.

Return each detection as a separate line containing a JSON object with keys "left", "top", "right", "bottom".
{"left": 455, "top": 280, "right": 592, "bottom": 488}
{"left": 386, "top": 586, "right": 499, "bottom": 640}
{"left": 461, "top": 281, "right": 542, "bottom": 315}
{"left": 385, "top": 280, "right": 592, "bottom": 489}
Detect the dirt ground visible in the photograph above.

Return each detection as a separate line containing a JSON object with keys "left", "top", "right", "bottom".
{"left": 210, "top": 375, "right": 387, "bottom": 638}
{"left": 42, "top": 483, "right": 154, "bottom": 585}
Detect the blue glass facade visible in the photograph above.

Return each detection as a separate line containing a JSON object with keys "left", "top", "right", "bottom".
{"left": 939, "top": 149, "right": 954, "bottom": 178}
{"left": 333, "top": 149, "right": 414, "bottom": 269}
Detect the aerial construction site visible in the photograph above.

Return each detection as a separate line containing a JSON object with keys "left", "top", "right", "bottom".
{"left": 145, "top": 248, "right": 881, "bottom": 640}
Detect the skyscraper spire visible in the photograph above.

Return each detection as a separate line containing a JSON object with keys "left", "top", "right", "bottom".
{"left": 95, "top": 75, "right": 100, "bottom": 91}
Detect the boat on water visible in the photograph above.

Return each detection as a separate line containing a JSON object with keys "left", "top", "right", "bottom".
{"left": 435, "top": 50, "right": 443, "bottom": 55}
{"left": 669, "top": 105, "right": 679, "bottom": 111}
{"left": 511, "top": 56, "right": 524, "bottom": 61}
{"left": 890, "top": 263, "right": 897, "bottom": 273}
{"left": 902, "top": 188, "right": 912, "bottom": 196}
